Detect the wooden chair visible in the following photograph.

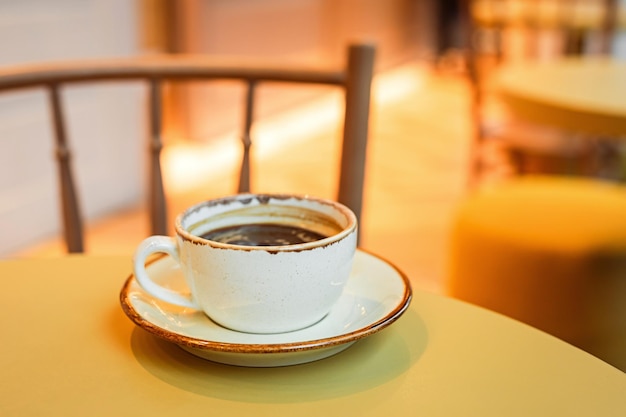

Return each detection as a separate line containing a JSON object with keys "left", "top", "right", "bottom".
{"left": 0, "top": 43, "right": 375, "bottom": 253}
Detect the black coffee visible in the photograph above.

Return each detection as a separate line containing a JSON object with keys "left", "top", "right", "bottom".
{"left": 200, "top": 223, "right": 328, "bottom": 246}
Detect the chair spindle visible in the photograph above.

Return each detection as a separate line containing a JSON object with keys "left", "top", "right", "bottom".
{"left": 148, "top": 78, "right": 167, "bottom": 236}
{"left": 338, "top": 43, "right": 375, "bottom": 224}
{"left": 47, "top": 83, "right": 84, "bottom": 253}
{"left": 238, "top": 80, "right": 256, "bottom": 194}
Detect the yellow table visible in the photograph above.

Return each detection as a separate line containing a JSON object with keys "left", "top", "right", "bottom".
{"left": 496, "top": 57, "right": 626, "bottom": 136}
{"left": 1, "top": 255, "right": 625, "bottom": 416}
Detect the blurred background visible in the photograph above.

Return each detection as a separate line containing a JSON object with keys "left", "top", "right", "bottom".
{"left": 1, "top": 0, "right": 626, "bottom": 296}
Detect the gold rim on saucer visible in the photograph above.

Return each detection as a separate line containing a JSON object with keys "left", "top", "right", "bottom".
{"left": 120, "top": 249, "right": 412, "bottom": 366}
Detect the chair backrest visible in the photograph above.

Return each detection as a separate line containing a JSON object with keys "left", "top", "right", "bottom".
{"left": 466, "top": 0, "right": 619, "bottom": 59}
{"left": 0, "top": 43, "right": 375, "bottom": 253}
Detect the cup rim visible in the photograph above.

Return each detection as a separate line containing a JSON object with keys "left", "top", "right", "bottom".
{"left": 174, "top": 193, "right": 357, "bottom": 251}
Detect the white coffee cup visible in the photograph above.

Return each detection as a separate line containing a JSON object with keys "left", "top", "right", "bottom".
{"left": 133, "top": 193, "right": 358, "bottom": 334}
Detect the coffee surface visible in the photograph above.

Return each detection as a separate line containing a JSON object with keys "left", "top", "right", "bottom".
{"left": 200, "top": 223, "right": 328, "bottom": 246}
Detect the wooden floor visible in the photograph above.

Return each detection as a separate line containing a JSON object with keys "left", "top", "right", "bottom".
{"left": 10, "top": 62, "right": 475, "bottom": 294}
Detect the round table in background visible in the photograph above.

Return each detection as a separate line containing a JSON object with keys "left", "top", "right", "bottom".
{"left": 496, "top": 57, "right": 626, "bottom": 136}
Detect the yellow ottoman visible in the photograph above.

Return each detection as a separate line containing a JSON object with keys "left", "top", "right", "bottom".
{"left": 447, "top": 176, "right": 626, "bottom": 371}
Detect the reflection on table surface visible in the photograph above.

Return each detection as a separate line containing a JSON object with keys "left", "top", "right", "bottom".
{"left": 1, "top": 255, "right": 625, "bottom": 416}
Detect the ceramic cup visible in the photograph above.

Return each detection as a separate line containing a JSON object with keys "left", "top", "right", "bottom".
{"left": 133, "top": 193, "right": 358, "bottom": 334}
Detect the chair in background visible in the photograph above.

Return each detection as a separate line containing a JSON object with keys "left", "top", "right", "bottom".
{"left": 462, "top": 0, "right": 623, "bottom": 184}
{"left": 447, "top": 1, "right": 626, "bottom": 371}
{"left": 0, "top": 43, "right": 375, "bottom": 253}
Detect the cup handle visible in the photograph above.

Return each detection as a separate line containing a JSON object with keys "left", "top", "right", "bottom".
{"left": 133, "top": 235, "right": 199, "bottom": 309}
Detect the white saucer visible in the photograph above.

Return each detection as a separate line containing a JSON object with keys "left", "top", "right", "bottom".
{"left": 120, "top": 249, "right": 412, "bottom": 367}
